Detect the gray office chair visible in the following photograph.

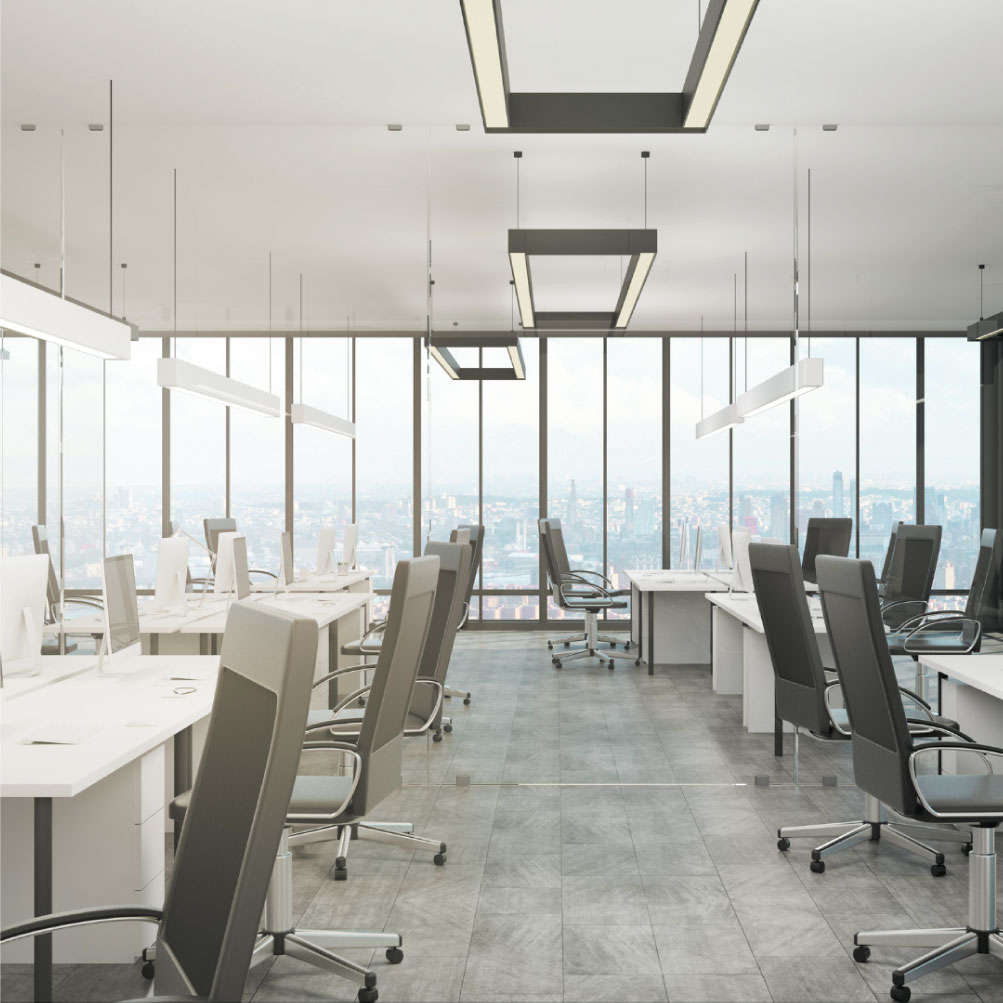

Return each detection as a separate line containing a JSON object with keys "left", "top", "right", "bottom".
{"left": 816, "top": 555, "right": 1003, "bottom": 1003}
{"left": 32, "top": 525, "right": 102, "bottom": 649}
{"left": 1, "top": 602, "right": 319, "bottom": 1003}
{"left": 750, "top": 543, "right": 965, "bottom": 875}
{"left": 202, "top": 517, "right": 276, "bottom": 583}
{"left": 880, "top": 524, "right": 942, "bottom": 630}
{"left": 170, "top": 555, "right": 439, "bottom": 1002}
{"left": 304, "top": 542, "right": 470, "bottom": 877}
{"left": 450, "top": 523, "right": 483, "bottom": 631}
{"left": 878, "top": 520, "right": 903, "bottom": 586}
{"left": 540, "top": 519, "right": 635, "bottom": 670}
{"left": 801, "top": 517, "right": 852, "bottom": 585}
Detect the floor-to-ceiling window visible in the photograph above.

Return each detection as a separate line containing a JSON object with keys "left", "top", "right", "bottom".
{"left": 0, "top": 333, "right": 38, "bottom": 556}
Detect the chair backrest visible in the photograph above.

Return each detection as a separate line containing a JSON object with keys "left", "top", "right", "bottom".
{"left": 538, "top": 519, "right": 566, "bottom": 609}
{"left": 801, "top": 517, "right": 853, "bottom": 584}
{"left": 539, "top": 516, "right": 571, "bottom": 577}
{"left": 816, "top": 555, "right": 917, "bottom": 816}
{"left": 878, "top": 520, "right": 903, "bottom": 584}
{"left": 883, "top": 524, "right": 941, "bottom": 604}
{"left": 31, "top": 524, "right": 60, "bottom": 608}
{"left": 351, "top": 555, "right": 439, "bottom": 815}
{"left": 408, "top": 541, "right": 472, "bottom": 723}
{"left": 204, "top": 518, "right": 237, "bottom": 556}
{"left": 451, "top": 523, "right": 484, "bottom": 607}
{"left": 155, "top": 603, "right": 317, "bottom": 1001}
{"left": 749, "top": 543, "right": 832, "bottom": 735}
{"left": 965, "top": 528, "right": 1003, "bottom": 630}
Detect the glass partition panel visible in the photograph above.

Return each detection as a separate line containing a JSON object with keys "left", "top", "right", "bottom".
{"left": 1, "top": 334, "right": 38, "bottom": 556}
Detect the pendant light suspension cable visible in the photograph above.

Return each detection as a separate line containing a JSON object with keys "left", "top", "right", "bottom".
{"left": 298, "top": 272, "right": 303, "bottom": 405}
{"left": 807, "top": 167, "right": 812, "bottom": 358}
{"left": 979, "top": 263, "right": 985, "bottom": 320}
{"left": 172, "top": 167, "right": 176, "bottom": 356}
{"left": 700, "top": 314, "right": 705, "bottom": 420}
{"left": 744, "top": 251, "right": 748, "bottom": 391}
{"left": 268, "top": 251, "right": 273, "bottom": 395}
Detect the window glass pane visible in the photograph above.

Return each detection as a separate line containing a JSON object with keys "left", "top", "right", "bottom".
{"left": 547, "top": 338, "right": 603, "bottom": 617}
{"left": 483, "top": 339, "right": 538, "bottom": 607}
{"left": 294, "top": 337, "right": 353, "bottom": 574}
{"left": 356, "top": 338, "right": 412, "bottom": 592}
{"left": 607, "top": 338, "right": 661, "bottom": 609}
{"left": 670, "top": 337, "right": 730, "bottom": 569}
{"left": 924, "top": 338, "right": 980, "bottom": 589}
{"left": 797, "top": 337, "right": 856, "bottom": 557}
{"left": 1, "top": 334, "right": 38, "bottom": 556}
{"left": 733, "top": 338, "right": 791, "bottom": 543}
{"left": 859, "top": 337, "right": 916, "bottom": 571}
{"left": 229, "top": 338, "right": 284, "bottom": 574}
{"left": 170, "top": 339, "right": 226, "bottom": 579}
{"left": 106, "top": 340, "right": 161, "bottom": 588}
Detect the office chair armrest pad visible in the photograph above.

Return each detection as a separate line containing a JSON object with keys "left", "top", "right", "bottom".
{"left": 894, "top": 609, "right": 968, "bottom": 634}
{"left": 911, "top": 741, "right": 1003, "bottom": 759}
{"left": 906, "top": 720, "right": 976, "bottom": 742}
{"left": 1, "top": 906, "right": 162, "bottom": 944}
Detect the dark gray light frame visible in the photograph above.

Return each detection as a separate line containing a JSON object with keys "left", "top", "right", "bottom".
{"left": 426, "top": 332, "right": 526, "bottom": 380}
{"left": 461, "top": 0, "right": 759, "bottom": 133}
{"left": 509, "top": 228, "right": 657, "bottom": 331}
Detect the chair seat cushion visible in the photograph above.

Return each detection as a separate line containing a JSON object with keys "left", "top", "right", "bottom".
{"left": 915, "top": 773, "right": 1003, "bottom": 819}
{"left": 289, "top": 774, "right": 356, "bottom": 816}
{"left": 169, "top": 790, "right": 190, "bottom": 821}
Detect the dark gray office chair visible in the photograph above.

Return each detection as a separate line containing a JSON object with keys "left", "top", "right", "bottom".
{"left": 1, "top": 602, "right": 319, "bottom": 1003}
{"left": 171, "top": 555, "right": 439, "bottom": 1001}
{"left": 303, "top": 542, "right": 470, "bottom": 876}
{"left": 878, "top": 520, "right": 904, "bottom": 586}
{"left": 801, "top": 517, "right": 853, "bottom": 584}
{"left": 750, "top": 543, "right": 963, "bottom": 875}
{"left": 880, "top": 524, "right": 942, "bottom": 630}
{"left": 540, "top": 519, "right": 635, "bottom": 670}
{"left": 817, "top": 555, "right": 1003, "bottom": 1003}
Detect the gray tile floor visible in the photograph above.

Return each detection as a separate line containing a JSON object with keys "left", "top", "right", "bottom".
{"left": 3, "top": 632, "right": 1002, "bottom": 1002}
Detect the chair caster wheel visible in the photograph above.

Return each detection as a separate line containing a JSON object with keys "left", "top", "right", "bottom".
{"left": 777, "top": 837, "right": 790, "bottom": 851}
{"left": 357, "top": 696, "right": 366, "bottom": 707}
{"left": 434, "top": 852, "right": 447, "bottom": 866}
{"left": 809, "top": 859, "right": 825, "bottom": 873}
{"left": 962, "top": 842, "right": 973, "bottom": 856}
{"left": 141, "top": 962, "right": 155, "bottom": 980}
{"left": 433, "top": 732, "right": 443, "bottom": 743}
{"left": 386, "top": 947, "right": 403, "bottom": 964}
{"left": 634, "top": 659, "right": 641, "bottom": 666}
{"left": 554, "top": 661, "right": 562, "bottom": 669}
{"left": 930, "top": 863, "right": 947, "bottom": 877}
{"left": 463, "top": 696, "right": 470, "bottom": 705}
{"left": 563, "top": 641, "right": 571, "bottom": 647}
{"left": 358, "top": 988, "right": 378, "bottom": 1003}
{"left": 890, "top": 985, "right": 910, "bottom": 1002}
{"left": 444, "top": 722, "right": 453, "bottom": 732}
{"left": 852, "top": 945, "right": 870, "bottom": 963}
{"left": 547, "top": 642, "right": 553, "bottom": 649}
{"left": 334, "top": 867, "right": 348, "bottom": 881}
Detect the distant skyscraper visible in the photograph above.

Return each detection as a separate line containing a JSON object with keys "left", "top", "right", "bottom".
{"left": 636, "top": 498, "right": 656, "bottom": 536}
{"left": 624, "top": 487, "right": 634, "bottom": 534}
{"left": 848, "top": 478, "right": 857, "bottom": 520}
{"left": 833, "top": 470, "right": 844, "bottom": 518}
{"left": 568, "top": 479, "right": 578, "bottom": 528}
{"left": 770, "top": 493, "right": 789, "bottom": 541}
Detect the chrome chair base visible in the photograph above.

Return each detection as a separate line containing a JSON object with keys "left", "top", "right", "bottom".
{"left": 552, "top": 611, "right": 640, "bottom": 670}
{"left": 853, "top": 826, "right": 1001, "bottom": 1002}
{"left": 778, "top": 792, "right": 966, "bottom": 876}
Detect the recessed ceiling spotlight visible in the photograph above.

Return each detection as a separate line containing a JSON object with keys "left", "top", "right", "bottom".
{"left": 822, "top": 123, "right": 838, "bottom": 132}
{"left": 754, "top": 123, "right": 770, "bottom": 131}
{"left": 20, "top": 124, "right": 36, "bottom": 131}
{"left": 88, "top": 123, "right": 104, "bottom": 132}
{"left": 455, "top": 123, "right": 471, "bottom": 131}
{"left": 387, "top": 123, "right": 403, "bottom": 132}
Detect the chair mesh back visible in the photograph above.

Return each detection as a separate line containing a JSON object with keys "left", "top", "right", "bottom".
{"left": 32, "top": 525, "right": 60, "bottom": 608}
{"left": 801, "top": 518, "right": 852, "bottom": 584}
{"left": 157, "top": 603, "right": 317, "bottom": 1001}
{"left": 204, "top": 518, "right": 238, "bottom": 556}
{"left": 966, "top": 529, "right": 1002, "bottom": 631}
{"left": 884, "top": 525, "right": 941, "bottom": 604}
{"left": 353, "top": 556, "right": 439, "bottom": 814}
{"left": 816, "top": 556, "right": 917, "bottom": 816}
{"left": 749, "top": 544, "right": 831, "bottom": 734}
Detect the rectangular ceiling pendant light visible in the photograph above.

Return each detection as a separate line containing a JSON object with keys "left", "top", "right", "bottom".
{"left": 290, "top": 402, "right": 356, "bottom": 438}
{"left": 427, "top": 333, "right": 526, "bottom": 380}
{"left": 1, "top": 271, "right": 133, "bottom": 360}
{"left": 157, "top": 357, "right": 281, "bottom": 416}
{"left": 614, "top": 251, "right": 656, "bottom": 329}
{"left": 967, "top": 311, "right": 1003, "bottom": 341}
{"left": 695, "top": 402, "right": 744, "bottom": 439}
{"left": 508, "top": 251, "right": 535, "bottom": 329}
{"left": 736, "top": 356, "right": 824, "bottom": 417}
{"left": 460, "top": 0, "right": 509, "bottom": 128}
{"left": 683, "top": 0, "right": 760, "bottom": 129}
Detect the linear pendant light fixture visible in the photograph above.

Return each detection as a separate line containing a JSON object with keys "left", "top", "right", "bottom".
{"left": 968, "top": 265, "right": 1003, "bottom": 341}
{"left": 428, "top": 333, "right": 526, "bottom": 380}
{"left": 736, "top": 355, "right": 824, "bottom": 416}
{"left": 157, "top": 357, "right": 281, "bottom": 415}
{"left": 696, "top": 403, "right": 743, "bottom": 438}
{"left": 0, "top": 270, "right": 133, "bottom": 359}
{"left": 459, "top": 0, "right": 509, "bottom": 128}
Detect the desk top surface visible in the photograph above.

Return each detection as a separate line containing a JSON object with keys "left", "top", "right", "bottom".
{"left": 251, "top": 569, "right": 371, "bottom": 593}
{"left": 708, "top": 591, "right": 828, "bottom": 636}
{"left": 624, "top": 569, "right": 730, "bottom": 593}
{"left": 1, "top": 655, "right": 218, "bottom": 798}
{"left": 918, "top": 653, "right": 1003, "bottom": 702}
{"left": 1, "top": 655, "right": 98, "bottom": 700}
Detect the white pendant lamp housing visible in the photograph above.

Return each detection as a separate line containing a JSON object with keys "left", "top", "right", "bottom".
{"left": 290, "top": 402, "right": 356, "bottom": 439}
{"left": 157, "top": 357, "right": 281, "bottom": 416}
{"left": 736, "top": 356, "right": 824, "bottom": 417}
{"left": 695, "top": 402, "right": 744, "bottom": 439}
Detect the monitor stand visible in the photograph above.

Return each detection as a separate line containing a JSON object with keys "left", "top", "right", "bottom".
{"left": 4, "top": 606, "right": 43, "bottom": 677}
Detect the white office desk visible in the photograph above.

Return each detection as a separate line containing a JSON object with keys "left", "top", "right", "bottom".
{"left": 920, "top": 653, "right": 1003, "bottom": 756}
{"left": 1, "top": 655, "right": 217, "bottom": 981}
{"left": 1, "top": 655, "right": 99, "bottom": 700}
{"left": 252, "top": 568, "right": 372, "bottom": 593}
{"left": 624, "top": 570, "right": 729, "bottom": 673}
{"left": 707, "top": 592, "right": 832, "bottom": 748}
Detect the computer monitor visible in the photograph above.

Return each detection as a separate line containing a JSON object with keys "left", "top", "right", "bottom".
{"left": 279, "top": 531, "right": 294, "bottom": 587}
{"left": 203, "top": 517, "right": 237, "bottom": 558}
{"left": 316, "top": 527, "right": 335, "bottom": 575}
{"left": 341, "top": 523, "right": 358, "bottom": 570}
{"left": 155, "top": 537, "right": 189, "bottom": 610}
{"left": 693, "top": 525, "right": 703, "bottom": 572}
{"left": 718, "top": 524, "right": 733, "bottom": 570}
{"left": 32, "top": 524, "right": 61, "bottom": 610}
{"left": 99, "top": 553, "right": 142, "bottom": 673}
{"left": 732, "top": 530, "right": 753, "bottom": 592}
{"left": 801, "top": 517, "right": 853, "bottom": 584}
{"left": 215, "top": 531, "right": 250, "bottom": 599}
{"left": 0, "top": 554, "right": 48, "bottom": 676}
{"left": 678, "top": 522, "right": 689, "bottom": 569}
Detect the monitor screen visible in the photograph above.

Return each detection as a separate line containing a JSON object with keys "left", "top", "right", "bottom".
{"left": 155, "top": 537, "right": 189, "bottom": 609}
{"left": 693, "top": 525, "right": 703, "bottom": 572}
{"left": 232, "top": 535, "right": 251, "bottom": 600}
{"left": 280, "top": 531, "right": 294, "bottom": 585}
{"left": 732, "top": 531, "right": 753, "bottom": 592}
{"left": 341, "top": 524, "right": 358, "bottom": 569}
{"left": 214, "top": 531, "right": 247, "bottom": 596}
{"left": 317, "top": 527, "right": 335, "bottom": 575}
{"left": 678, "top": 522, "right": 689, "bottom": 568}
{"left": 718, "top": 525, "right": 733, "bottom": 570}
{"left": 103, "top": 554, "right": 141, "bottom": 655}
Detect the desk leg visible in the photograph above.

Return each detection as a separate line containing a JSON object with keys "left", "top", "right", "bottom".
{"left": 174, "top": 727, "right": 193, "bottom": 850}
{"left": 774, "top": 705, "right": 783, "bottom": 757}
{"left": 647, "top": 591, "right": 655, "bottom": 676}
{"left": 150, "top": 633, "right": 159, "bottom": 656}
{"left": 34, "top": 797, "right": 52, "bottom": 1003}
{"left": 328, "top": 627, "right": 339, "bottom": 710}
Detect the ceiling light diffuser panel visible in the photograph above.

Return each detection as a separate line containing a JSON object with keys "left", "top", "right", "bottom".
{"left": 736, "top": 356, "right": 824, "bottom": 417}
{"left": 695, "top": 402, "right": 744, "bottom": 439}
{"left": 157, "top": 357, "right": 282, "bottom": 416}
{"left": 290, "top": 403, "right": 356, "bottom": 438}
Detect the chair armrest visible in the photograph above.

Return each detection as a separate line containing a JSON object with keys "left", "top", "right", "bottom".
{"left": 904, "top": 617, "right": 981, "bottom": 655}
{"left": 569, "top": 569, "right": 614, "bottom": 588}
{"left": 306, "top": 687, "right": 373, "bottom": 728}
{"left": 898, "top": 687, "right": 933, "bottom": 712}
{"left": 909, "top": 744, "right": 1003, "bottom": 819}
{"left": 1, "top": 906, "right": 162, "bottom": 945}
{"left": 893, "top": 609, "right": 966, "bottom": 635}
{"left": 249, "top": 569, "right": 278, "bottom": 580}
{"left": 823, "top": 682, "right": 851, "bottom": 735}
{"left": 311, "top": 663, "right": 377, "bottom": 690}
{"left": 403, "top": 680, "right": 444, "bottom": 736}
{"left": 881, "top": 599, "right": 928, "bottom": 627}
{"left": 286, "top": 747, "right": 363, "bottom": 823}
{"left": 906, "top": 720, "right": 976, "bottom": 742}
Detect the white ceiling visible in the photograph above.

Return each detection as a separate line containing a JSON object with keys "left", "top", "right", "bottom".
{"left": 2, "top": 0, "right": 1002, "bottom": 334}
